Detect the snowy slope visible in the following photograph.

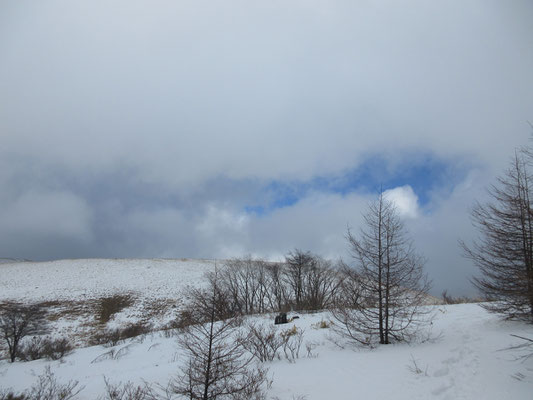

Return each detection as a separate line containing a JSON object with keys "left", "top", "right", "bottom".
{"left": 0, "top": 258, "right": 216, "bottom": 302}
{"left": 1, "top": 304, "right": 532, "bottom": 399}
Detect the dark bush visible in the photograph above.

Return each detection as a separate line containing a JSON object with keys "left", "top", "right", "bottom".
{"left": 18, "top": 336, "right": 73, "bottom": 361}
{"left": 43, "top": 337, "right": 73, "bottom": 360}
{"left": 17, "top": 336, "right": 44, "bottom": 361}
{"left": 91, "top": 323, "right": 151, "bottom": 347}
{"left": 173, "top": 309, "right": 196, "bottom": 330}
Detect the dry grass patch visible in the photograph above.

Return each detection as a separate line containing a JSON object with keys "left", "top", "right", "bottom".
{"left": 96, "top": 294, "right": 135, "bottom": 325}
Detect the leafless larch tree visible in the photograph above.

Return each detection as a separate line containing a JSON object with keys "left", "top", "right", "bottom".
{"left": 332, "top": 192, "right": 431, "bottom": 345}
{"left": 462, "top": 148, "right": 533, "bottom": 322}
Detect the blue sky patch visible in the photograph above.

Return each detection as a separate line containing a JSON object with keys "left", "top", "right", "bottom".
{"left": 245, "top": 152, "right": 472, "bottom": 216}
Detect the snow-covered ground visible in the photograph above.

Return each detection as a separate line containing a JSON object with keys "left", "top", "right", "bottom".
{"left": 1, "top": 304, "right": 532, "bottom": 399}
{"left": 1, "top": 259, "right": 533, "bottom": 398}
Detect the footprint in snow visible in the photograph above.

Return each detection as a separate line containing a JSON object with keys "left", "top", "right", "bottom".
{"left": 433, "top": 366, "right": 450, "bottom": 377}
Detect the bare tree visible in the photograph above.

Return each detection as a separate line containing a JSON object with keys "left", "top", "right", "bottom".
{"left": 301, "top": 257, "right": 340, "bottom": 311}
{"left": 461, "top": 149, "right": 533, "bottom": 321}
{"left": 332, "top": 192, "right": 431, "bottom": 345}
{"left": 284, "top": 249, "right": 315, "bottom": 310}
{"left": 173, "top": 271, "right": 267, "bottom": 400}
{"left": 284, "top": 250, "right": 318, "bottom": 310}
{"left": 217, "top": 256, "right": 270, "bottom": 315}
{"left": 263, "top": 262, "right": 289, "bottom": 312}
{"left": 213, "top": 254, "right": 340, "bottom": 315}
{"left": 0, "top": 303, "right": 47, "bottom": 362}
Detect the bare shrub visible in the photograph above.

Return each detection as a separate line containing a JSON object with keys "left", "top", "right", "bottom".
{"left": 0, "top": 303, "right": 48, "bottom": 362}
{"left": 21, "top": 366, "right": 83, "bottom": 400}
{"left": 406, "top": 355, "right": 428, "bottom": 376}
{"left": 281, "top": 326, "right": 304, "bottom": 362}
{"left": 96, "top": 294, "right": 134, "bottom": 324}
{"left": 91, "top": 329, "right": 122, "bottom": 347}
{"left": 44, "top": 337, "right": 73, "bottom": 360}
{"left": 238, "top": 322, "right": 284, "bottom": 362}
{"left": 170, "top": 309, "right": 196, "bottom": 330}
{"left": 17, "top": 336, "right": 44, "bottom": 361}
{"left": 18, "top": 336, "right": 73, "bottom": 361}
{"left": 305, "top": 341, "right": 319, "bottom": 358}
{"left": 118, "top": 323, "right": 151, "bottom": 340}
{"left": 99, "top": 378, "right": 157, "bottom": 400}
{"left": 91, "top": 323, "right": 151, "bottom": 347}
{"left": 91, "top": 344, "right": 133, "bottom": 363}
{"left": 0, "top": 389, "right": 28, "bottom": 400}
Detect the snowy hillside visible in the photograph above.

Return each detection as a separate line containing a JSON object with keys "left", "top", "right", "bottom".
{"left": 0, "top": 258, "right": 216, "bottom": 302}
{"left": 0, "top": 258, "right": 218, "bottom": 341}
{"left": 1, "top": 259, "right": 532, "bottom": 398}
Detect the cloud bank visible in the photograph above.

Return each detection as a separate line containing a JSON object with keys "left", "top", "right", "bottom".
{"left": 1, "top": 0, "right": 532, "bottom": 295}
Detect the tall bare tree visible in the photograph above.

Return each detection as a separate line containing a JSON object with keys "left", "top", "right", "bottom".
{"left": 173, "top": 270, "right": 266, "bottom": 400}
{"left": 462, "top": 149, "right": 533, "bottom": 321}
{"left": 263, "top": 261, "right": 289, "bottom": 312}
{"left": 332, "top": 192, "right": 430, "bottom": 345}
{"left": 302, "top": 257, "right": 340, "bottom": 311}
{"left": 217, "top": 256, "right": 274, "bottom": 315}
{"left": 284, "top": 249, "right": 316, "bottom": 310}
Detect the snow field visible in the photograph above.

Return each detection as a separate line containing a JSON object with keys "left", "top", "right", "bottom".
{"left": 1, "top": 304, "right": 532, "bottom": 399}
{"left": 0, "top": 258, "right": 215, "bottom": 302}
{"left": 1, "top": 259, "right": 532, "bottom": 398}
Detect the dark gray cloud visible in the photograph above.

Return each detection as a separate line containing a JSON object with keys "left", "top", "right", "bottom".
{"left": 1, "top": 0, "right": 532, "bottom": 295}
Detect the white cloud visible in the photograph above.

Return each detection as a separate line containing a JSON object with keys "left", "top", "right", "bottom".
{"left": 196, "top": 205, "right": 249, "bottom": 238}
{"left": 384, "top": 186, "right": 420, "bottom": 219}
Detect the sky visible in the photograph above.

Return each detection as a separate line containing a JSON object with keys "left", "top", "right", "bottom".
{"left": 1, "top": 0, "right": 533, "bottom": 296}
